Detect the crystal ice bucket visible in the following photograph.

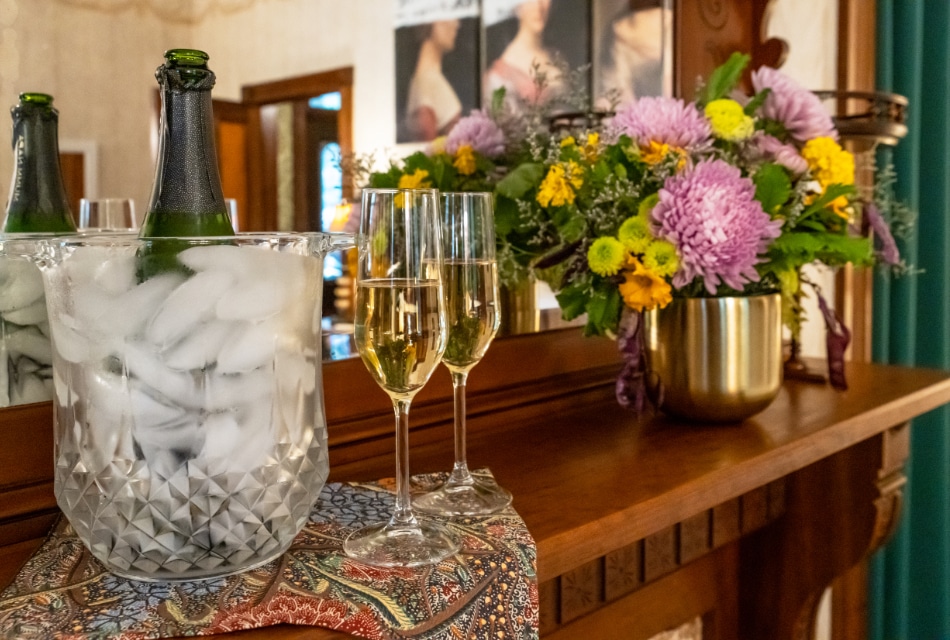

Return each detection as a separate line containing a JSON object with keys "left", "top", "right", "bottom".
{"left": 7, "top": 232, "right": 350, "bottom": 581}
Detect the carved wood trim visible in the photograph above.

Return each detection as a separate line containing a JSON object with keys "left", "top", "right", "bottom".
{"left": 543, "top": 482, "right": 786, "bottom": 633}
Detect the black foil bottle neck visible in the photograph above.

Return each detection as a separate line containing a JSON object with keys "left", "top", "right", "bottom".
{"left": 3, "top": 92, "right": 77, "bottom": 233}
{"left": 142, "top": 49, "right": 231, "bottom": 236}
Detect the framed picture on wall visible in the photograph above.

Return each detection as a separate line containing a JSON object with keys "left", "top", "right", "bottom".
{"left": 481, "top": 0, "right": 592, "bottom": 110}
{"left": 394, "top": 0, "right": 480, "bottom": 143}
{"left": 592, "top": 0, "right": 674, "bottom": 107}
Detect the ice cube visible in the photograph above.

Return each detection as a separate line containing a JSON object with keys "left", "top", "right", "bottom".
{"left": 198, "top": 412, "right": 243, "bottom": 460}
{"left": 0, "top": 258, "right": 44, "bottom": 313}
{"left": 146, "top": 270, "right": 234, "bottom": 348}
{"left": 215, "top": 280, "right": 285, "bottom": 321}
{"left": 4, "top": 326, "right": 52, "bottom": 364}
{"left": 92, "top": 252, "right": 137, "bottom": 296}
{"left": 2, "top": 298, "right": 48, "bottom": 326}
{"left": 48, "top": 315, "right": 91, "bottom": 364}
{"left": 216, "top": 321, "right": 276, "bottom": 374}
{"left": 127, "top": 380, "right": 189, "bottom": 430}
{"left": 162, "top": 320, "right": 234, "bottom": 371}
{"left": 98, "top": 273, "right": 185, "bottom": 340}
{"left": 123, "top": 343, "right": 197, "bottom": 407}
{"left": 203, "top": 367, "right": 272, "bottom": 413}
{"left": 12, "top": 374, "right": 49, "bottom": 405}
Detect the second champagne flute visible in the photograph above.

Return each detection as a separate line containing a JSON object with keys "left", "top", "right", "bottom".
{"left": 413, "top": 192, "right": 512, "bottom": 516}
{"left": 344, "top": 188, "right": 460, "bottom": 567}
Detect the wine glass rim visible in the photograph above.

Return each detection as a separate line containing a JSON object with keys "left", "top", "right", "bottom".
{"left": 361, "top": 187, "right": 439, "bottom": 194}
{"left": 439, "top": 191, "right": 493, "bottom": 197}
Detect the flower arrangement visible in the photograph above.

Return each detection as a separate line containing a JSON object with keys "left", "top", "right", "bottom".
{"left": 362, "top": 53, "right": 910, "bottom": 404}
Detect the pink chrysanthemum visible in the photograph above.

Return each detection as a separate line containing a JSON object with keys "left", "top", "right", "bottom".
{"left": 444, "top": 110, "right": 506, "bottom": 157}
{"left": 610, "top": 97, "right": 712, "bottom": 150}
{"left": 751, "top": 66, "right": 837, "bottom": 142}
{"left": 652, "top": 159, "right": 783, "bottom": 294}
{"left": 747, "top": 132, "right": 809, "bottom": 174}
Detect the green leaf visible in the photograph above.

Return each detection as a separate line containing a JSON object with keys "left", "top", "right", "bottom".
{"left": 552, "top": 207, "right": 586, "bottom": 243}
{"left": 613, "top": 163, "right": 628, "bottom": 180}
{"left": 496, "top": 163, "right": 545, "bottom": 199}
{"left": 753, "top": 163, "right": 792, "bottom": 214}
{"left": 491, "top": 87, "right": 507, "bottom": 116}
{"left": 555, "top": 283, "right": 590, "bottom": 320}
{"left": 368, "top": 170, "right": 399, "bottom": 188}
{"left": 585, "top": 286, "right": 621, "bottom": 336}
{"left": 402, "top": 151, "right": 433, "bottom": 173}
{"left": 638, "top": 193, "right": 660, "bottom": 217}
{"left": 744, "top": 88, "right": 770, "bottom": 115}
{"left": 799, "top": 183, "right": 856, "bottom": 219}
{"left": 700, "top": 52, "right": 751, "bottom": 104}
{"left": 494, "top": 196, "right": 520, "bottom": 237}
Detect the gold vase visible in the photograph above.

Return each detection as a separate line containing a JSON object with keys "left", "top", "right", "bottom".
{"left": 643, "top": 293, "right": 783, "bottom": 422}
{"left": 498, "top": 278, "right": 539, "bottom": 337}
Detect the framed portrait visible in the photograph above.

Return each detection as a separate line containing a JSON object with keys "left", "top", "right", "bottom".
{"left": 592, "top": 0, "right": 674, "bottom": 107}
{"left": 394, "top": 0, "right": 480, "bottom": 143}
{"left": 481, "top": 0, "right": 592, "bottom": 109}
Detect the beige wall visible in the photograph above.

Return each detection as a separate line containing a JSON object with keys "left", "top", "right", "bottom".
{"left": 0, "top": 0, "right": 396, "bottom": 213}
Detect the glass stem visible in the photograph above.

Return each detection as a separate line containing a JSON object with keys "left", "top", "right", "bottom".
{"left": 391, "top": 398, "right": 417, "bottom": 528}
{"left": 449, "top": 370, "right": 474, "bottom": 486}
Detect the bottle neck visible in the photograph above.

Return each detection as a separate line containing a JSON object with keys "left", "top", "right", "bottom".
{"left": 143, "top": 68, "right": 230, "bottom": 236}
{"left": 3, "top": 105, "right": 76, "bottom": 233}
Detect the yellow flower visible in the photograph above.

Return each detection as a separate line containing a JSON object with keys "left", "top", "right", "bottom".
{"left": 641, "top": 140, "right": 688, "bottom": 171}
{"left": 536, "top": 162, "right": 584, "bottom": 207}
{"left": 398, "top": 168, "right": 432, "bottom": 190}
{"left": 640, "top": 140, "right": 670, "bottom": 165}
{"left": 587, "top": 237, "right": 626, "bottom": 276}
{"left": 642, "top": 240, "right": 680, "bottom": 277}
{"left": 582, "top": 132, "right": 600, "bottom": 162}
{"left": 704, "top": 99, "right": 755, "bottom": 141}
{"left": 453, "top": 144, "right": 477, "bottom": 175}
{"left": 801, "top": 136, "right": 855, "bottom": 187}
{"left": 560, "top": 136, "right": 576, "bottom": 148}
{"left": 430, "top": 136, "right": 447, "bottom": 154}
{"left": 618, "top": 215, "right": 653, "bottom": 254}
{"left": 619, "top": 258, "right": 672, "bottom": 312}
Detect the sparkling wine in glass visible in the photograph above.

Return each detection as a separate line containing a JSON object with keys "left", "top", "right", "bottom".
{"left": 413, "top": 192, "right": 512, "bottom": 516}
{"left": 344, "top": 187, "right": 460, "bottom": 567}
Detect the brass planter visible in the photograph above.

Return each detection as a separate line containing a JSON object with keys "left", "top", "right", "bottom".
{"left": 644, "top": 293, "right": 783, "bottom": 423}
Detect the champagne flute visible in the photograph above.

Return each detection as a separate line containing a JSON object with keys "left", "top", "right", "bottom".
{"left": 344, "top": 187, "right": 460, "bottom": 567}
{"left": 413, "top": 192, "right": 512, "bottom": 516}
{"left": 78, "top": 198, "right": 138, "bottom": 231}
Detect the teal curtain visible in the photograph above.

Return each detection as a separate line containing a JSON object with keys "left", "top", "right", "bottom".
{"left": 870, "top": 1, "right": 950, "bottom": 638}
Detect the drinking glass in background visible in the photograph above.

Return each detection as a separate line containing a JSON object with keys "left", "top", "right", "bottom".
{"left": 344, "top": 187, "right": 460, "bottom": 567}
{"left": 413, "top": 192, "right": 511, "bottom": 516}
{"left": 78, "top": 198, "right": 137, "bottom": 231}
{"left": 225, "top": 198, "right": 239, "bottom": 231}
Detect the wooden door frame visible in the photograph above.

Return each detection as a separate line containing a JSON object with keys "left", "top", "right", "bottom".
{"left": 241, "top": 67, "right": 354, "bottom": 232}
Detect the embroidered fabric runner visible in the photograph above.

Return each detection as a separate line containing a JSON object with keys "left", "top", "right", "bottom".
{"left": 0, "top": 471, "right": 539, "bottom": 640}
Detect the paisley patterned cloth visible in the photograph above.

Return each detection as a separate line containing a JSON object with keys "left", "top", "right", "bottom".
{"left": 0, "top": 471, "right": 539, "bottom": 640}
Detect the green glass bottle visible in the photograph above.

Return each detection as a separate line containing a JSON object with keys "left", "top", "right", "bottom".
{"left": 2, "top": 93, "right": 78, "bottom": 233}
{"left": 138, "top": 49, "right": 234, "bottom": 277}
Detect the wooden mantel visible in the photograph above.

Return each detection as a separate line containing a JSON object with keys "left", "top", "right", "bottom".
{"left": 2, "top": 329, "right": 949, "bottom": 639}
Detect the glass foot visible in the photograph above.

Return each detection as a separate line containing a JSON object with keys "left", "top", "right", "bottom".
{"left": 343, "top": 519, "right": 460, "bottom": 568}
{"left": 413, "top": 476, "right": 513, "bottom": 516}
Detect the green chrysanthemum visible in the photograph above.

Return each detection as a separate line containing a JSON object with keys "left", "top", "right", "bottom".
{"left": 618, "top": 216, "right": 653, "bottom": 254}
{"left": 587, "top": 237, "right": 626, "bottom": 276}
{"left": 642, "top": 240, "right": 680, "bottom": 277}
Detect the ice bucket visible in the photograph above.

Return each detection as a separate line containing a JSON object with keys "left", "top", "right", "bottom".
{"left": 3, "top": 232, "right": 351, "bottom": 581}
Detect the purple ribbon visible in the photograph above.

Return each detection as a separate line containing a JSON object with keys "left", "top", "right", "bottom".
{"left": 816, "top": 291, "right": 851, "bottom": 390}
{"left": 616, "top": 309, "right": 649, "bottom": 413}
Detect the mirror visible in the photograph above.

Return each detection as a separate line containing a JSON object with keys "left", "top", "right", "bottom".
{"left": 0, "top": 1, "right": 604, "bottom": 374}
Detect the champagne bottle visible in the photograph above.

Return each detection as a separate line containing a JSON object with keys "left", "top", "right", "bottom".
{"left": 2, "top": 93, "right": 78, "bottom": 233}
{"left": 1, "top": 93, "right": 74, "bottom": 407}
{"left": 138, "top": 49, "right": 234, "bottom": 277}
